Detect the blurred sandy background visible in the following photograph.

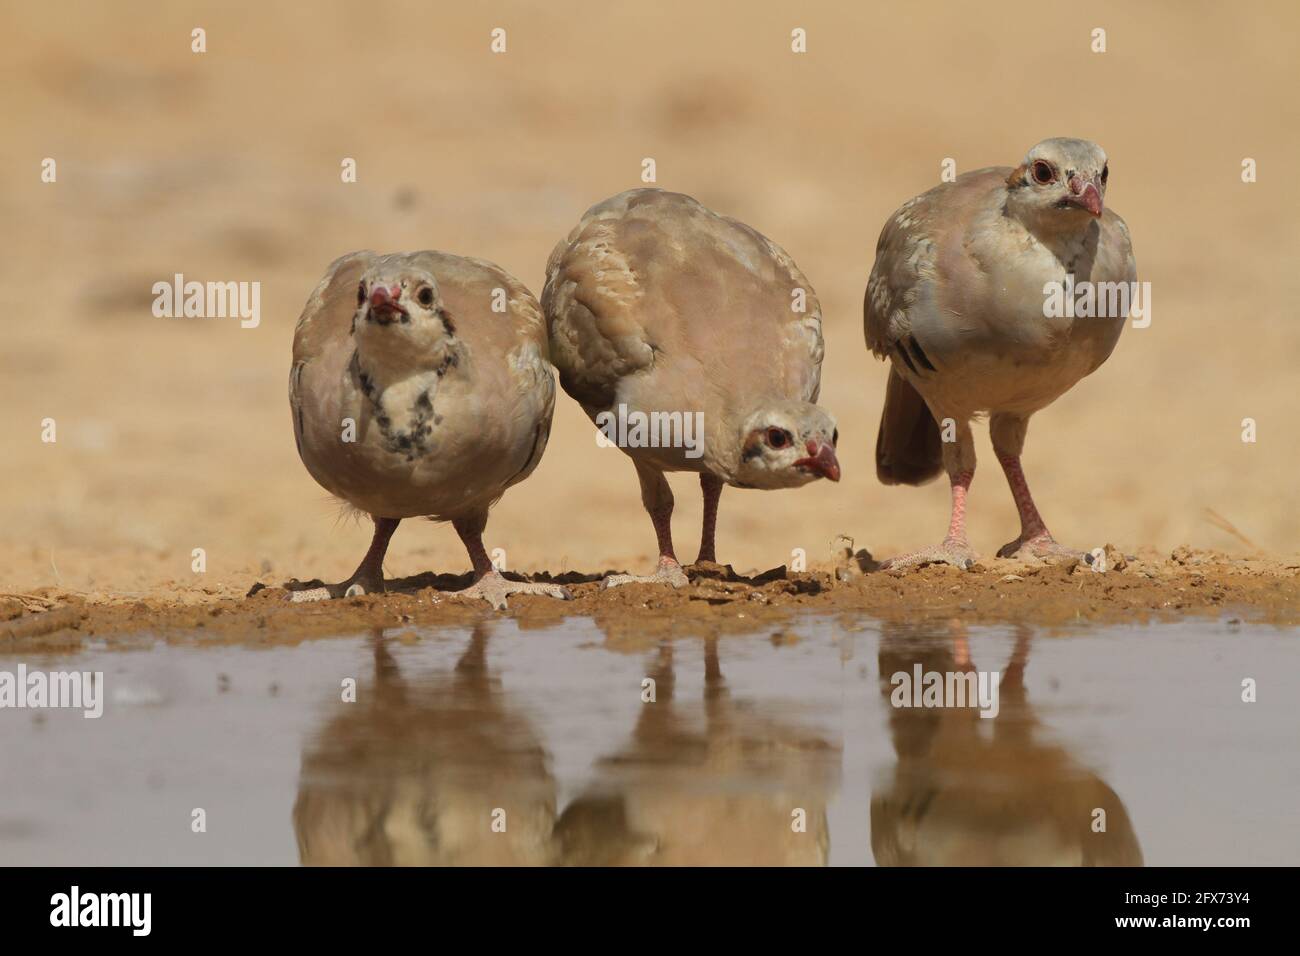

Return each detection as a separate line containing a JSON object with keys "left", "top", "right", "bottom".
{"left": 2, "top": 0, "right": 1297, "bottom": 597}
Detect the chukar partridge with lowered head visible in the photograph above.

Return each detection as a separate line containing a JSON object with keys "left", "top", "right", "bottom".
{"left": 544, "top": 189, "right": 840, "bottom": 588}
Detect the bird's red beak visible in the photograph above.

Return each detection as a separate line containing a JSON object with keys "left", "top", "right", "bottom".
{"left": 1066, "top": 177, "right": 1103, "bottom": 217}
{"left": 369, "top": 284, "right": 406, "bottom": 318}
{"left": 795, "top": 439, "right": 841, "bottom": 482}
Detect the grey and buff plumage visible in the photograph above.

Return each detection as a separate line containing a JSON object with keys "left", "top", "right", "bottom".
{"left": 289, "top": 250, "right": 570, "bottom": 609}
{"left": 865, "top": 138, "right": 1137, "bottom": 569}
{"left": 543, "top": 189, "right": 840, "bottom": 587}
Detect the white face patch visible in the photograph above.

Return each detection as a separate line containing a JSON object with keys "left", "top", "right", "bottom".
{"left": 348, "top": 269, "right": 461, "bottom": 460}
{"left": 733, "top": 404, "right": 837, "bottom": 490}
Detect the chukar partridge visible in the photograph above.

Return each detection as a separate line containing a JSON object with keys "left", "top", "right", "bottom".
{"left": 289, "top": 250, "right": 570, "bottom": 609}
{"left": 865, "top": 138, "right": 1137, "bottom": 569}
{"left": 543, "top": 189, "right": 840, "bottom": 587}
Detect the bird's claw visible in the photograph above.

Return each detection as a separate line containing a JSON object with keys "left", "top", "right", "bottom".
{"left": 601, "top": 558, "right": 690, "bottom": 590}
{"left": 997, "top": 533, "right": 1085, "bottom": 564}
{"left": 288, "top": 575, "right": 384, "bottom": 603}
{"left": 882, "top": 540, "right": 980, "bottom": 572}
{"left": 452, "top": 571, "right": 572, "bottom": 611}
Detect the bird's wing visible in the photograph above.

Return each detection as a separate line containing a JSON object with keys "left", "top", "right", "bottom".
{"left": 544, "top": 189, "right": 822, "bottom": 414}
{"left": 1098, "top": 209, "right": 1138, "bottom": 287}
{"left": 542, "top": 192, "right": 658, "bottom": 411}
{"left": 722, "top": 210, "right": 824, "bottom": 406}
{"left": 291, "top": 250, "right": 374, "bottom": 367}
{"left": 864, "top": 169, "right": 1013, "bottom": 370}
{"left": 427, "top": 252, "right": 556, "bottom": 490}
{"left": 864, "top": 186, "right": 944, "bottom": 360}
{"left": 1076, "top": 208, "right": 1138, "bottom": 376}
{"left": 289, "top": 250, "right": 375, "bottom": 455}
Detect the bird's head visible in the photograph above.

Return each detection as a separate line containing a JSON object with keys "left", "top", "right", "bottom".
{"left": 734, "top": 400, "right": 840, "bottom": 489}
{"left": 351, "top": 258, "right": 454, "bottom": 359}
{"left": 1007, "top": 138, "right": 1108, "bottom": 224}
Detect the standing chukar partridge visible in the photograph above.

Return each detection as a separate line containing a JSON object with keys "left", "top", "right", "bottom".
{"left": 865, "top": 138, "right": 1137, "bottom": 569}
{"left": 289, "top": 250, "right": 570, "bottom": 609}
{"left": 543, "top": 189, "right": 840, "bottom": 588}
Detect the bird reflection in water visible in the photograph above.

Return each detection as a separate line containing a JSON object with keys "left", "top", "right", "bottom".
{"left": 870, "top": 622, "right": 1142, "bottom": 866}
{"left": 294, "top": 626, "right": 557, "bottom": 865}
{"left": 556, "top": 635, "right": 838, "bottom": 865}
{"left": 294, "top": 628, "right": 837, "bottom": 866}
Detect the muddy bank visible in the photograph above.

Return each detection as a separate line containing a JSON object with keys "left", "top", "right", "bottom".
{"left": 2, "top": 547, "right": 1296, "bottom": 652}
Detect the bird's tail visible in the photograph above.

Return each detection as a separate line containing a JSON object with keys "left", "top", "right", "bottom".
{"left": 876, "top": 369, "right": 943, "bottom": 485}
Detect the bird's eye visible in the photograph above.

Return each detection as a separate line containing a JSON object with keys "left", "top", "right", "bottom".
{"left": 766, "top": 428, "right": 791, "bottom": 448}
{"left": 831, "top": 428, "right": 839, "bottom": 447}
{"left": 417, "top": 287, "right": 434, "bottom": 307}
{"left": 1031, "top": 161, "right": 1055, "bottom": 184}
{"left": 357, "top": 282, "right": 366, "bottom": 306}
{"left": 1100, "top": 163, "right": 1109, "bottom": 184}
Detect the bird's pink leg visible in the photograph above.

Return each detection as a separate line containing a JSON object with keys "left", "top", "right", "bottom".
{"left": 449, "top": 514, "right": 571, "bottom": 610}
{"left": 998, "top": 453, "right": 1049, "bottom": 538}
{"left": 291, "top": 516, "right": 400, "bottom": 601}
{"left": 883, "top": 470, "right": 979, "bottom": 571}
{"left": 603, "top": 499, "right": 689, "bottom": 587}
{"left": 696, "top": 474, "right": 724, "bottom": 564}
{"left": 946, "top": 470, "right": 972, "bottom": 544}
{"left": 995, "top": 454, "right": 1079, "bottom": 560}
{"left": 649, "top": 497, "right": 679, "bottom": 566}
{"left": 348, "top": 516, "right": 400, "bottom": 591}
{"left": 603, "top": 465, "right": 691, "bottom": 589}
{"left": 457, "top": 520, "right": 497, "bottom": 579}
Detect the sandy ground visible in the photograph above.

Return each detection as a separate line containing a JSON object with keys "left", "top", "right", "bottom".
{"left": 2, "top": 1, "right": 1298, "bottom": 628}
{"left": 6, "top": 550, "right": 1300, "bottom": 652}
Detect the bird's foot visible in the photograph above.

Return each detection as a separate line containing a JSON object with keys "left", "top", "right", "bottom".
{"left": 686, "top": 559, "right": 733, "bottom": 581}
{"left": 997, "top": 532, "right": 1089, "bottom": 565}
{"left": 288, "top": 573, "right": 385, "bottom": 603}
{"left": 601, "top": 557, "right": 691, "bottom": 590}
{"left": 882, "top": 539, "right": 980, "bottom": 572}
{"left": 451, "top": 571, "right": 572, "bottom": 611}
